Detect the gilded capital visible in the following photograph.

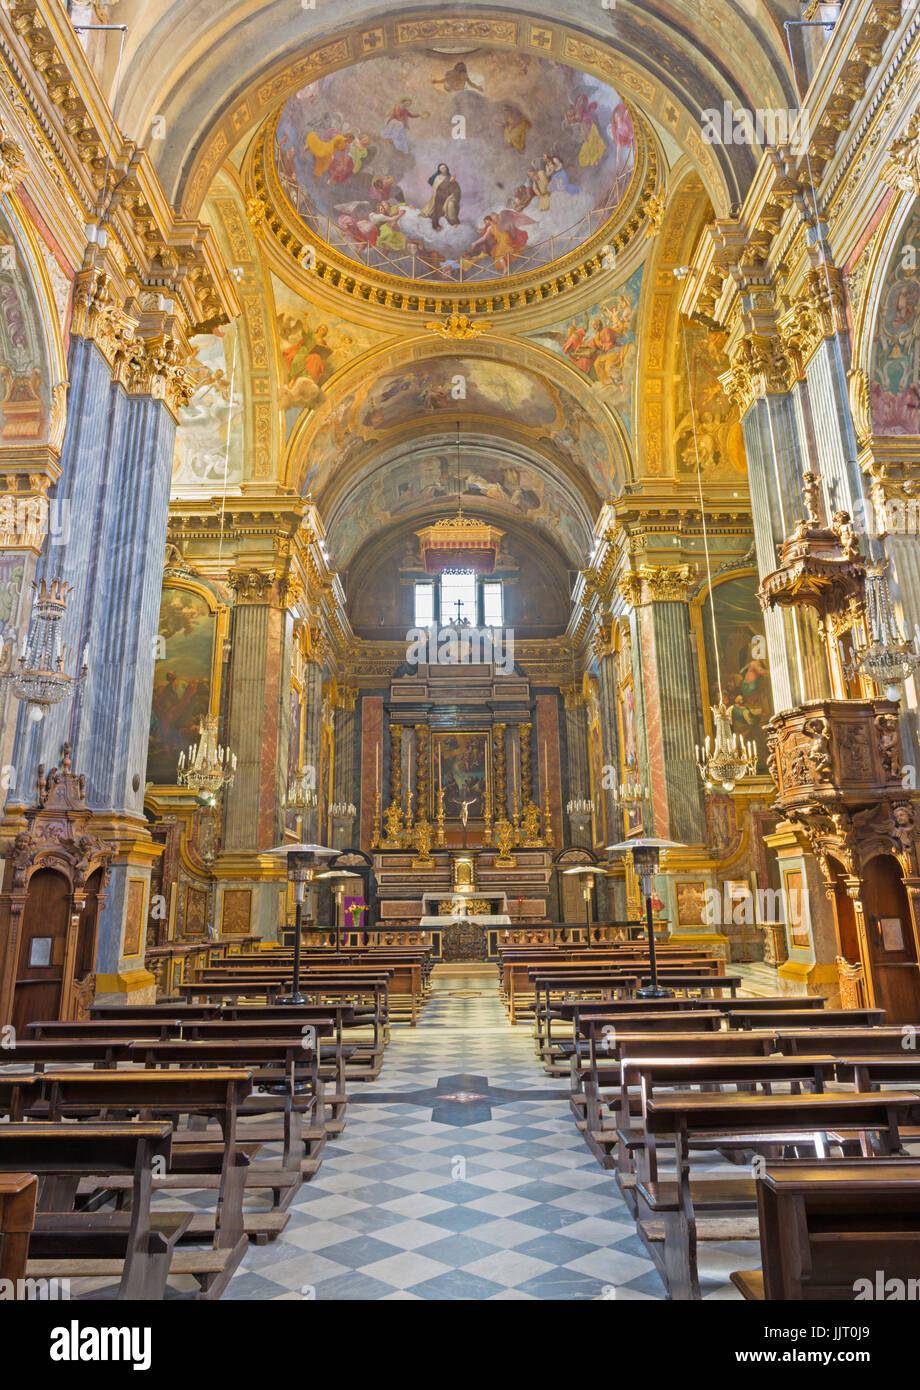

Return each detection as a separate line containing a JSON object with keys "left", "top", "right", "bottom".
{"left": 228, "top": 568, "right": 277, "bottom": 604}
{"left": 720, "top": 331, "right": 796, "bottom": 415}
{"left": 641, "top": 564, "right": 696, "bottom": 603}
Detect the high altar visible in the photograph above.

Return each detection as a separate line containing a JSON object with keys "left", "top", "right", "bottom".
{"left": 366, "top": 662, "right": 561, "bottom": 959}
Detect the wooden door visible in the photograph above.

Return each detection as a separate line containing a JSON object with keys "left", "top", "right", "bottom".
{"left": 75, "top": 867, "right": 103, "bottom": 980}
{"left": 12, "top": 869, "right": 71, "bottom": 1036}
{"left": 861, "top": 854, "right": 920, "bottom": 1025}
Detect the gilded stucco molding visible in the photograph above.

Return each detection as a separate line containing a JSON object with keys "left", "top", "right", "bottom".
{"left": 640, "top": 563, "right": 697, "bottom": 603}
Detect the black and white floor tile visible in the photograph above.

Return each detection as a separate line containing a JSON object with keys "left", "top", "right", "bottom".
{"left": 225, "top": 969, "right": 751, "bottom": 1301}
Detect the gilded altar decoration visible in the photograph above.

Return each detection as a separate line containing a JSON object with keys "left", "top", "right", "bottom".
{"left": 494, "top": 818, "right": 517, "bottom": 866}
{"left": 521, "top": 799, "right": 542, "bottom": 845}
{"left": 411, "top": 818, "right": 434, "bottom": 867}
{"left": 383, "top": 800, "right": 404, "bottom": 845}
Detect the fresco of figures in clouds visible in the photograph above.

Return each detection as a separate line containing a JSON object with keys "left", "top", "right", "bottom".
{"left": 528, "top": 264, "right": 643, "bottom": 435}
{"left": 172, "top": 324, "right": 244, "bottom": 489}
{"left": 274, "top": 49, "right": 635, "bottom": 283}
{"left": 870, "top": 201, "right": 920, "bottom": 435}
{"left": 300, "top": 355, "right": 620, "bottom": 503}
{"left": 324, "top": 450, "right": 592, "bottom": 570}
{"left": 272, "top": 273, "right": 388, "bottom": 434}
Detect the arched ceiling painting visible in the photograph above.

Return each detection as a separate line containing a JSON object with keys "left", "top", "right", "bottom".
{"left": 292, "top": 353, "right": 623, "bottom": 513}
{"left": 272, "top": 49, "right": 636, "bottom": 284}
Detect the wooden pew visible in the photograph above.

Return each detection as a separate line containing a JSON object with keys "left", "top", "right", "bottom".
{"left": 127, "top": 1038, "right": 329, "bottom": 1192}
{"left": 615, "top": 1054, "right": 837, "bottom": 1213}
{"left": 42, "top": 1068, "right": 253, "bottom": 1298}
{"left": 565, "top": 1011, "right": 725, "bottom": 1166}
{"left": 731, "top": 1161, "right": 920, "bottom": 1300}
{"left": 639, "top": 1090, "right": 917, "bottom": 1298}
{"left": 0, "top": 1122, "right": 185, "bottom": 1299}
{"left": 0, "top": 1173, "right": 37, "bottom": 1289}
{"left": 728, "top": 1008, "right": 886, "bottom": 1030}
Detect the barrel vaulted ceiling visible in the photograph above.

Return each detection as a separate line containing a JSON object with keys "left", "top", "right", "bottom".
{"left": 142, "top": 2, "right": 788, "bottom": 599}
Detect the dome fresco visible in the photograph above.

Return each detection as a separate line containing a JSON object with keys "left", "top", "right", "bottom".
{"left": 272, "top": 48, "right": 636, "bottom": 284}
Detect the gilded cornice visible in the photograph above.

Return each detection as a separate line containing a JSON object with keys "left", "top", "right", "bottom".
{"left": 1, "top": 0, "right": 238, "bottom": 335}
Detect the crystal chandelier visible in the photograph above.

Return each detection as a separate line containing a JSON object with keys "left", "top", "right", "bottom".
{"left": 330, "top": 801, "right": 356, "bottom": 818}
{"left": 679, "top": 314, "right": 759, "bottom": 795}
{"left": 287, "top": 767, "right": 318, "bottom": 810}
{"left": 0, "top": 577, "right": 86, "bottom": 721}
{"left": 612, "top": 771, "right": 646, "bottom": 810}
{"left": 177, "top": 713, "right": 236, "bottom": 805}
{"left": 855, "top": 563, "right": 920, "bottom": 700}
{"left": 566, "top": 797, "right": 594, "bottom": 816}
{"left": 696, "top": 701, "right": 758, "bottom": 792}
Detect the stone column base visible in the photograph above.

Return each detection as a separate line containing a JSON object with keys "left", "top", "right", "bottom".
{"left": 94, "top": 969, "right": 157, "bottom": 1007}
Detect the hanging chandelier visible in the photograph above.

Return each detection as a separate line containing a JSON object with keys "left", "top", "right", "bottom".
{"left": 0, "top": 577, "right": 86, "bottom": 721}
{"left": 696, "top": 701, "right": 758, "bottom": 792}
{"left": 679, "top": 315, "right": 759, "bottom": 795}
{"left": 177, "top": 713, "right": 236, "bottom": 805}
{"left": 612, "top": 770, "right": 646, "bottom": 810}
{"left": 415, "top": 422, "right": 503, "bottom": 575}
{"left": 855, "top": 563, "right": 920, "bottom": 699}
{"left": 287, "top": 767, "right": 318, "bottom": 810}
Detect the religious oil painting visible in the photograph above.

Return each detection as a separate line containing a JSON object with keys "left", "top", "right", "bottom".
{"left": 434, "top": 731, "right": 490, "bottom": 821}
{"left": 617, "top": 675, "right": 642, "bottom": 836}
{"left": 699, "top": 575, "right": 771, "bottom": 768}
{"left": 148, "top": 587, "right": 215, "bottom": 785}
{"left": 273, "top": 50, "right": 636, "bottom": 284}
{"left": 870, "top": 201, "right": 920, "bottom": 435}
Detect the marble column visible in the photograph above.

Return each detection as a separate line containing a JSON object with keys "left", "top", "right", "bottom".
{"left": 563, "top": 685, "right": 590, "bottom": 845}
{"left": 222, "top": 569, "right": 288, "bottom": 852}
{"left": 643, "top": 570, "right": 707, "bottom": 846}
{"left": 8, "top": 315, "right": 191, "bottom": 992}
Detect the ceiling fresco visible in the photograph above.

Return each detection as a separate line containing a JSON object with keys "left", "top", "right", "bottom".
{"left": 323, "top": 446, "right": 593, "bottom": 571}
{"left": 272, "top": 48, "right": 636, "bottom": 284}
{"left": 295, "top": 354, "right": 622, "bottom": 504}
{"left": 527, "top": 263, "right": 644, "bottom": 434}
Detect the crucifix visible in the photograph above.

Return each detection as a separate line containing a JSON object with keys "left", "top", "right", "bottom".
{"left": 453, "top": 598, "right": 464, "bottom": 625}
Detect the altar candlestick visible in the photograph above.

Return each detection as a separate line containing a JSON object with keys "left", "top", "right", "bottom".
{"left": 375, "top": 742, "right": 380, "bottom": 793}
{"left": 438, "top": 746, "right": 442, "bottom": 790}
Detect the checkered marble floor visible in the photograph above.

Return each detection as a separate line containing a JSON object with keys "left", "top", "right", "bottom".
{"left": 224, "top": 967, "right": 750, "bottom": 1301}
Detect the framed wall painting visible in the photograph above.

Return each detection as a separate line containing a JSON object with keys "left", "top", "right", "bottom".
{"left": 431, "top": 731, "right": 491, "bottom": 821}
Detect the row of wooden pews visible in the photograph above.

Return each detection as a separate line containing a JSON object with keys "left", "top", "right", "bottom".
{"left": 0, "top": 986, "right": 397, "bottom": 1299}
{"left": 184, "top": 945, "right": 433, "bottom": 1027}
{"left": 544, "top": 984, "right": 920, "bottom": 1299}
{"left": 497, "top": 944, "right": 728, "bottom": 1025}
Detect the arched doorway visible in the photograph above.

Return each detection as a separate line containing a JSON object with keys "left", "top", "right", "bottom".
{"left": 12, "top": 868, "right": 72, "bottom": 1035}
{"left": 861, "top": 854, "right": 920, "bottom": 1025}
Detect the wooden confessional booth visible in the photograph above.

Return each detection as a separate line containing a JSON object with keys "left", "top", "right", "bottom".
{"left": 0, "top": 746, "right": 112, "bottom": 1035}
